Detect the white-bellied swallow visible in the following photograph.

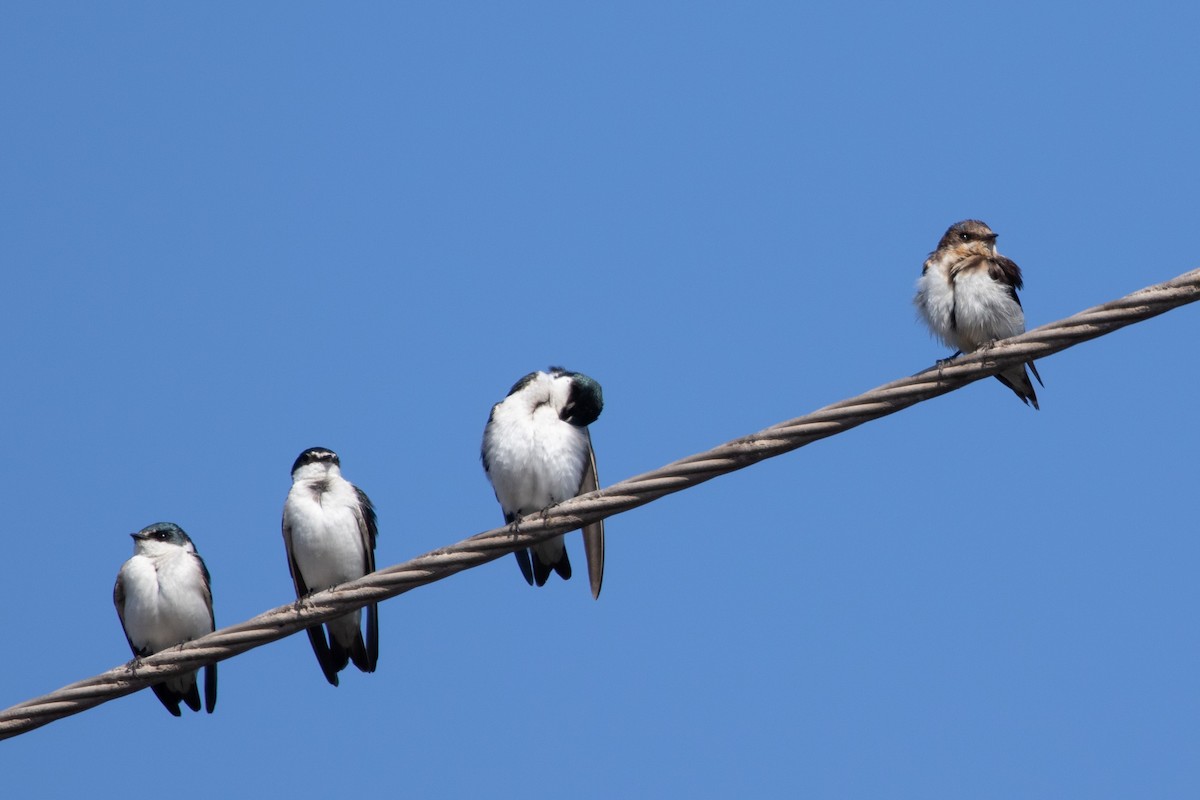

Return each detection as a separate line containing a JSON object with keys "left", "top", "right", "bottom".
{"left": 282, "top": 447, "right": 379, "bottom": 686}
{"left": 914, "top": 219, "right": 1044, "bottom": 408}
{"left": 482, "top": 367, "right": 605, "bottom": 598}
{"left": 113, "top": 522, "right": 217, "bottom": 716}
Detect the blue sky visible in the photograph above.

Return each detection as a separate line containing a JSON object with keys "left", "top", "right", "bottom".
{"left": 3, "top": 3, "right": 1198, "bottom": 797}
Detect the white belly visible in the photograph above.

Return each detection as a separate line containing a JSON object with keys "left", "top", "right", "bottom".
{"left": 487, "top": 404, "right": 589, "bottom": 517}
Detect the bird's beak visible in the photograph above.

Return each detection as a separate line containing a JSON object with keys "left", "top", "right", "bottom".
{"left": 130, "top": 532, "right": 147, "bottom": 541}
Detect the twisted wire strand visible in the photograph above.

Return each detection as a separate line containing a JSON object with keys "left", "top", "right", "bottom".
{"left": 3, "top": 267, "right": 1197, "bottom": 740}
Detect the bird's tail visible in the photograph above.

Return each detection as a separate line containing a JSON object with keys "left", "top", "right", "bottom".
{"left": 179, "top": 676, "right": 202, "bottom": 713}
{"left": 325, "top": 610, "right": 377, "bottom": 676}
{"left": 306, "top": 624, "right": 345, "bottom": 686}
{"left": 345, "top": 628, "right": 375, "bottom": 674}
{"left": 532, "top": 537, "right": 572, "bottom": 587}
{"left": 995, "top": 361, "right": 1043, "bottom": 410}
{"left": 150, "top": 681, "right": 184, "bottom": 716}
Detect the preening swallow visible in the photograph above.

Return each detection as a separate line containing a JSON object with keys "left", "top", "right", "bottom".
{"left": 481, "top": 367, "right": 605, "bottom": 598}
{"left": 113, "top": 522, "right": 217, "bottom": 716}
{"left": 282, "top": 447, "right": 379, "bottom": 686}
{"left": 914, "top": 219, "right": 1044, "bottom": 408}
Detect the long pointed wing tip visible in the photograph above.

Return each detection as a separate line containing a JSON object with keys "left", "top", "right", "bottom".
{"left": 582, "top": 523, "right": 605, "bottom": 601}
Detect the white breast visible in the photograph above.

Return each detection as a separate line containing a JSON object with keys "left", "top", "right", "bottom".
{"left": 119, "top": 553, "right": 212, "bottom": 654}
{"left": 284, "top": 477, "right": 368, "bottom": 591}
{"left": 485, "top": 399, "right": 590, "bottom": 517}
{"left": 951, "top": 270, "right": 1026, "bottom": 351}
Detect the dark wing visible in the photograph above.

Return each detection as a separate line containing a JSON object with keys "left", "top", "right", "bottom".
{"left": 150, "top": 683, "right": 184, "bottom": 717}
{"left": 282, "top": 511, "right": 341, "bottom": 686}
{"left": 504, "top": 510, "right": 535, "bottom": 586}
{"left": 356, "top": 487, "right": 380, "bottom": 672}
{"left": 280, "top": 513, "right": 309, "bottom": 599}
{"left": 281, "top": 514, "right": 315, "bottom": 601}
{"left": 193, "top": 552, "right": 218, "bottom": 713}
{"left": 990, "top": 254, "right": 1041, "bottom": 400}
{"left": 195, "top": 553, "right": 215, "bottom": 631}
{"left": 578, "top": 429, "right": 605, "bottom": 600}
{"left": 988, "top": 254, "right": 1024, "bottom": 305}
{"left": 480, "top": 404, "right": 499, "bottom": 474}
{"left": 180, "top": 681, "right": 202, "bottom": 713}
{"left": 356, "top": 487, "right": 379, "bottom": 556}
{"left": 112, "top": 572, "right": 140, "bottom": 657}
{"left": 480, "top": 410, "right": 494, "bottom": 472}
{"left": 203, "top": 662, "right": 218, "bottom": 714}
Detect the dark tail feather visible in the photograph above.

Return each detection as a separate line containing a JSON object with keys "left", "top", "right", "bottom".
{"left": 180, "top": 678, "right": 202, "bottom": 713}
{"left": 995, "top": 364, "right": 1040, "bottom": 410}
{"left": 1028, "top": 360, "right": 1044, "bottom": 387}
{"left": 513, "top": 549, "right": 535, "bottom": 585}
{"left": 306, "top": 624, "right": 342, "bottom": 687}
{"left": 325, "top": 629, "right": 353, "bottom": 676}
{"left": 204, "top": 663, "right": 217, "bottom": 713}
{"left": 532, "top": 549, "right": 571, "bottom": 586}
{"left": 507, "top": 512, "right": 535, "bottom": 586}
{"left": 150, "top": 682, "right": 183, "bottom": 717}
{"left": 348, "top": 628, "right": 374, "bottom": 673}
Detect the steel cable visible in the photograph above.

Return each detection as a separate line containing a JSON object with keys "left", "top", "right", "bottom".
{"left": 3, "top": 267, "right": 1197, "bottom": 739}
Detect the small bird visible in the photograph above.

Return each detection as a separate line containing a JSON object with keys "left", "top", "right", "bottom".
{"left": 113, "top": 522, "right": 217, "bottom": 716}
{"left": 282, "top": 447, "right": 379, "bottom": 686}
{"left": 914, "top": 219, "right": 1044, "bottom": 408}
{"left": 482, "top": 367, "right": 605, "bottom": 598}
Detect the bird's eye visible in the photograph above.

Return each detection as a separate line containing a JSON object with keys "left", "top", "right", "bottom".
{"left": 959, "top": 232, "right": 970, "bottom": 241}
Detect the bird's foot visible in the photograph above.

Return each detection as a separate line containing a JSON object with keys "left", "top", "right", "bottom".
{"left": 935, "top": 350, "right": 962, "bottom": 367}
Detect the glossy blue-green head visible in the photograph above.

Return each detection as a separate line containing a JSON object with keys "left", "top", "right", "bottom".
{"left": 131, "top": 521, "right": 194, "bottom": 550}
{"left": 551, "top": 367, "right": 603, "bottom": 427}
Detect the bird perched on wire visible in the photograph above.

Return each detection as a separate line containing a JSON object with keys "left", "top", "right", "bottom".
{"left": 113, "top": 522, "right": 217, "bottom": 716}
{"left": 282, "top": 447, "right": 379, "bottom": 686}
{"left": 482, "top": 367, "right": 605, "bottom": 598}
{"left": 914, "top": 219, "right": 1044, "bottom": 408}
